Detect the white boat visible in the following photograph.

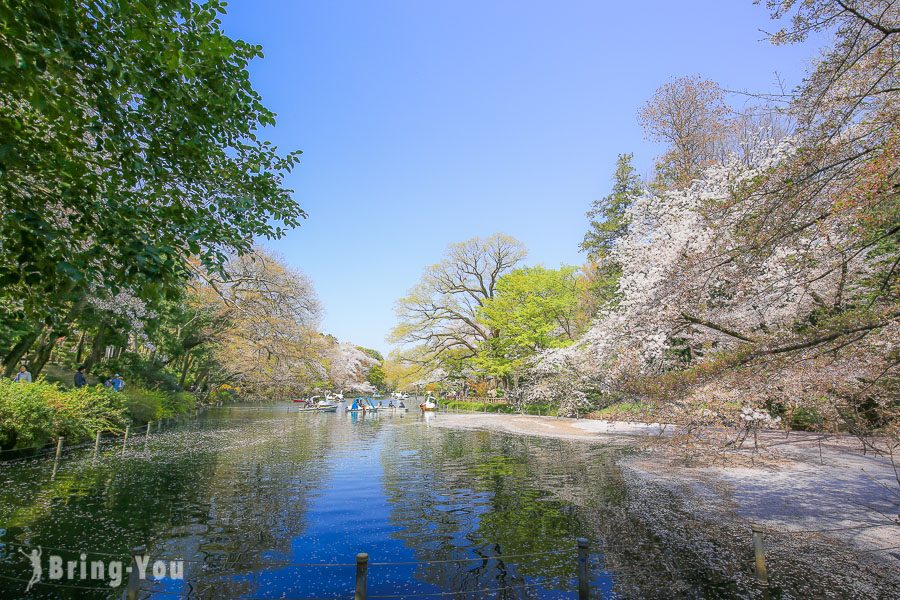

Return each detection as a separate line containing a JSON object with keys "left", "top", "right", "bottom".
{"left": 297, "top": 396, "right": 339, "bottom": 412}
{"left": 316, "top": 399, "right": 339, "bottom": 412}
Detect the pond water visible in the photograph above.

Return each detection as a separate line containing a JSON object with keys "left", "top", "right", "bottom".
{"left": 0, "top": 405, "right": 834, "bottom": 599}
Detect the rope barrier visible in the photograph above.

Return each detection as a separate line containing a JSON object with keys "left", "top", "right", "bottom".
{"left": 367, "top": 580, "right": 553, "bottom": 598}
{"left": 0, "top": 416, "right": 256, "bottom": 465}
{"left": 368, "top": 547, "right": 575, "bottom": 567}
{"left": 0, "top": 572, "right": 113, "bottom": 592}
{"left": 2, "top": 540, "right": 126, "bottom": 559}
{"left": 3, "top": 539, "right": 575, "bottom": 568}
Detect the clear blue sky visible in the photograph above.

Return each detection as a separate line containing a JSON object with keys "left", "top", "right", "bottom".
{"left": 220, "top": 0, "right": 823, "bottom": 355}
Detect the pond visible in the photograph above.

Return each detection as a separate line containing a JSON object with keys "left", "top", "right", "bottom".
{"left": 0, "top": 405, "right": 835, "bottom": 598}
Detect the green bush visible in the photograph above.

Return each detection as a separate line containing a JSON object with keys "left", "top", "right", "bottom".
{"left": 0, "top": 379, "right": 128, "bottom": 450}
{"left": 159, "top": 391, "right": 196, "bottom": 419}
{"left": 123, "top": 387, "right": 168, "bottom": 423}
{"left": 123, "top": 387, "right": 197, "bottom": 422}
{"left": 789, "top": 407, "right": 823, "bottom": 431}
{"left": 100, "top": 354, "right": 181, "bottom": 392}
{"left": 442, "top": 400, "right": 560, "bottom": 415}
{"left": 60, "top": 386, "right": 129, "bottom": 439}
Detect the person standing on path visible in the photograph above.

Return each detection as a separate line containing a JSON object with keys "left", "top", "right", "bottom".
{"left": 13, "top": 365, "right": 32, "bottom": 383}
{"left": 74, "top": 366, "right": 87, "bottom": 388}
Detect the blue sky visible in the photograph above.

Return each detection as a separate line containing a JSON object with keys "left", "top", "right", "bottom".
{"left": 220, "top": 1, "right": 824, "bottom": 355}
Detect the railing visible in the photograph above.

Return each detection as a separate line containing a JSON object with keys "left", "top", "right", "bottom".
{"left": 0, "top": 539, "right": 593, "bottom": 599}
{"left": 2, "top": 410, "right": 898, "bottom": 597}
{"left": 3, "top": 520, "right": 897, "bottom": 599}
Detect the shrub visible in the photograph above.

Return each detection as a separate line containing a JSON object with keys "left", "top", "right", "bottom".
{"left": 52, "top": 385, "right": 129, "bottom": 441}
{"left": 159, "top": 391, "right": 196, "bottom": 419}
{"left": 0, "top": 379, "right": 56, "bottom": 449}
{"left": 101, "top": 354, "right": 181, "bottom": 392}
{"left": 123, "top": 387, "right": 197, "bottom": 422}
{"left": 0, "top": 379, "right": 128, "bottom": 450}
{"left": 122, "top": 387, "right": 169, "bottom": 423}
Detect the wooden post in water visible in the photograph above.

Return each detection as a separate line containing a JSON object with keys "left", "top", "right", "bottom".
{"left": 92, "top": 431, "right": 101, "bottom": 465}
{"left": 577, "top": 537, "right": 590, "bottom": 600}
{"left": 751, "top": 525, "right": 769, "bottom": 586}
{"left": 355, "top": 552, "right": 369, "bottom": 600}
{"left": 123, "top": 545, "right": 146, "bottom": 600}
{"left": 50, "top": 437, "right": 64, "bottom": 480}
{"left": 121, "top": 425, "right": 130, "bottom": 456}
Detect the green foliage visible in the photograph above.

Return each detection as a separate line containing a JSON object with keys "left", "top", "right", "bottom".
{"left": 160, "top": 391, "right": 196, "bottom": 419}
{"left": 476, "top": 266, "right": 581, "bottom": 378}
{"left": 0, "top": 0, "right": 304, "bottom": 341}
{"left": 367, "top": 363, "right": 386, "bottom": 390}
{"left": 0, "top": 379, "right": 127, "bottom": 449}
{"left": 580, "top": 153, "right": 641, "bottom": 260}
{"left": 358, "top": 347, "right": 384, "bottom": 362}
{"left": 122, "top": 387, "right": 169, "bottom": 423}
{"left": 577, "top": 154, "right": 641, "bottom": 313}
{"left": 443, "top": 400, "right": 559, "bottom": 416}
{"left": 101, "top": 354, "right": 181, "bottom": 392}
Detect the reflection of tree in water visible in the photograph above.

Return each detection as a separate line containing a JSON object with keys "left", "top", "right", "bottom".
{"left": 173, "top": 414, "right": 338, "bottom": 598}
{"left": 0, "top": 412, "right": 337, "bottom": 599}
{"left": 380, "top": 428, "right": 601, "bottom": 596}
{"left": 380, "top": 427, "right": 761, "bottom": 599}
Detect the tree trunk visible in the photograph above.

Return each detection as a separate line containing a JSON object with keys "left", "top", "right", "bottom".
{"left": 193, "top": 367, "right": 209, "bottom": 392}
{"left": 23, "top": 295, "right": 88, "bottom": 377}
{"left": 179, "top": 353, "right": 194, "bottom": 388}
{"left": 83, "top": 325, "right": 110, "bottom": 374}
{"left": 75, "top": 330, "right": 86, "bottom": 365}
{"left": 2, "top": 329, "right": 43, "bottom": 377}
{"left": 30, "top": 335, "right": 63, "bottom": 377}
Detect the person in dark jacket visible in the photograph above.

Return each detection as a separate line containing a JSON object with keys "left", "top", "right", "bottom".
{"left": 74, "top": 366, "right": 87, "bottom": 388}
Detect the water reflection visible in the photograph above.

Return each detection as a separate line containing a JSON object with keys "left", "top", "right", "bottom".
{"left": 0, "top": 406, "right": 865, "bottom": 599}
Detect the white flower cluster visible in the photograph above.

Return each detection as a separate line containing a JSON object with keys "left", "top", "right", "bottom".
{"left": 740, "top": 406, "right": 781, "bottom": 427}
{"left": 89, "top": 289, "right": 154, "bottom": 334}
{"left": 526, "top": 133, "right": 863, "bottom": 405}
{"left": 327, "top": 342, "right": 378, "bottom": 390}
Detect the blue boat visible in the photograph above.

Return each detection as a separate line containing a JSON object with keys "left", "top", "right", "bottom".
{"left": 347, "top": 397, "right": 378, "bottom": 412}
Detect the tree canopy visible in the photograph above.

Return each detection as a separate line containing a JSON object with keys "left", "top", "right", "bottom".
{"left": 475, "top": 266, "right": 580, "bottom": 379}
{"left": 0, "top": 0, "right": 303, "bottom": 340}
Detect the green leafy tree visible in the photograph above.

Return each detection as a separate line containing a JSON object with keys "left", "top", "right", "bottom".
{"left": 366, "top": 363, "right": 386, "bottom": 391}
{"left": 476, "top": 266, "right": 580, "bottom": 380}
{"left": 390, "top": 234, "right": 527, "bottom": 372}
{"left": 578, "top": 153, "right": 642, "bottom": 314}
{"left": 0, "top": 0, "right": 303, "bottom": 372}
{"left": 580, "top": 153, "right": 641, "bottom": 261}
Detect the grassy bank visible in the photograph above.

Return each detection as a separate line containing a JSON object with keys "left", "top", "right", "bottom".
{"left": 442, "top": 400, "right": 559, "bottom": 416}
{"left": 0, "top": 379, "right": 197, "bottom": 451}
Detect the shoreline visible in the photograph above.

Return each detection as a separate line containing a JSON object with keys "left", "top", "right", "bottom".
{"left": 429, "top": 412, "right": 899, "bottom": 572}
